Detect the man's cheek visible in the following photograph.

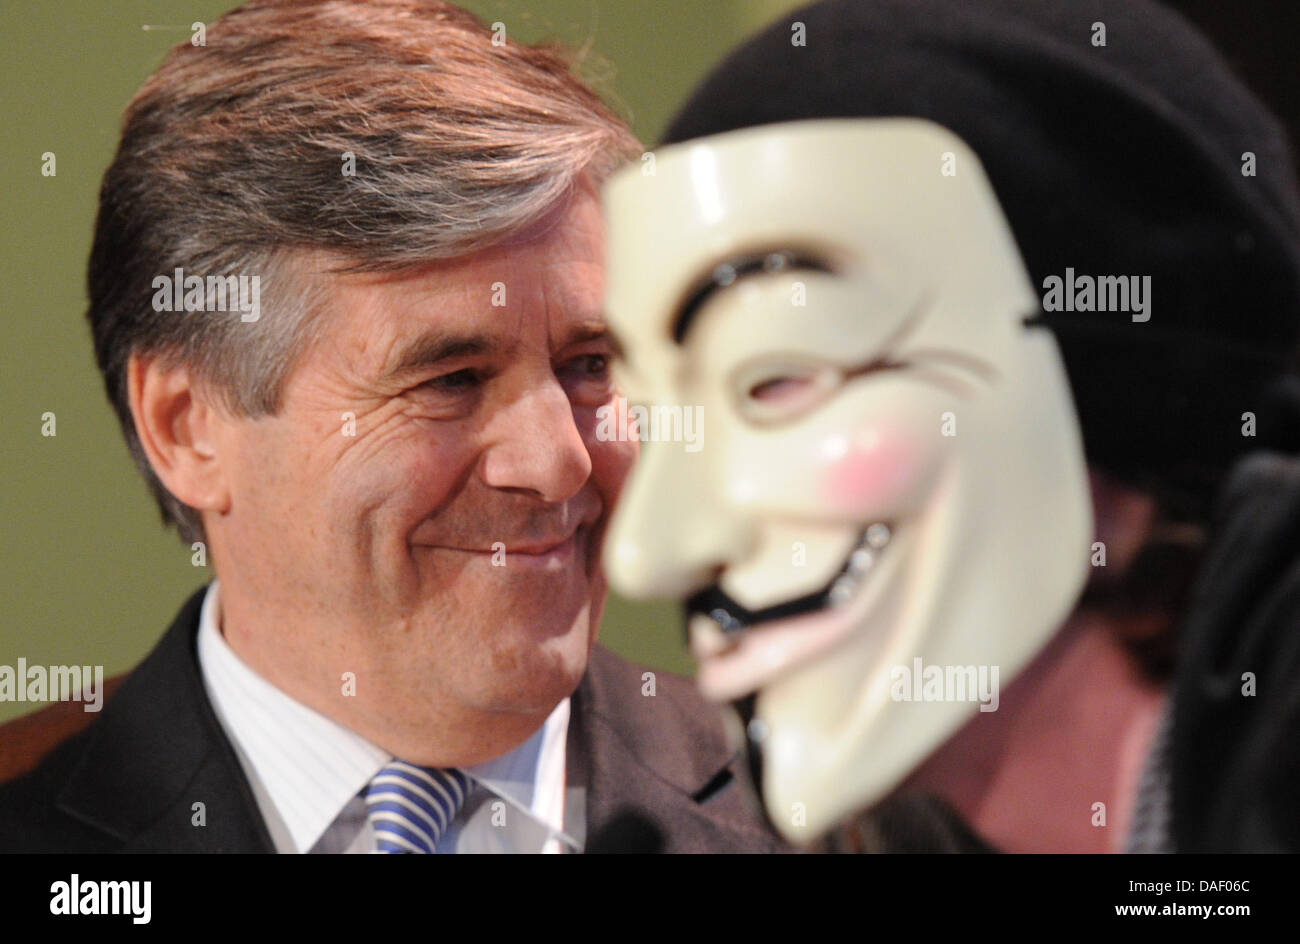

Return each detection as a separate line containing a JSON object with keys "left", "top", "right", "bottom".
{"left": 580, "top": 404, "right": 638, "bottom": 498}
{"left": 589, "top": 437, "right": 637, "bottom": 508}
{"left": 331, "top": 437, "right": 451, "bottom": 544}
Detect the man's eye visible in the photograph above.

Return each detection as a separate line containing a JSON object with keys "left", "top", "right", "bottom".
{"left": 424, "top": 368, "right": 482, "bottom": 393}
{"left": 576, "top": 354, "right": 609, "bottom": 377}
{"left": 558, "top": 353, "right": 613, "bottom": 402}
{"left": 560, "top": 353, "right": 611, "bottom": 382}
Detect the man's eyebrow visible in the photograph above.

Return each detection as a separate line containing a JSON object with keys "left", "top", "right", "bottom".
{"left": 557, "top": 322, "right": 615, "bottom": 351}
{"left": 380, "top": 331, "right": 497, "bottom": 381}
{"left": 670, "top": 249, "right": 834, "bottom": 345}
{"left": 380, "top": 323, "right": 611, "bottom": 381}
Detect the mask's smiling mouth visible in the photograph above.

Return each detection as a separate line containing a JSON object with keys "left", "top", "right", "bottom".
{"left": 685, "top": 521, "right": 905, "bottom": 703}
{"left": 686, "top": 521, "right": 894, "bottom": 638}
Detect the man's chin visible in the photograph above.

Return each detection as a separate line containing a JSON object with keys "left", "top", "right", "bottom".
{"left": 474, "top": 673, "right": 584, "bottom": 719}
{"left": 476, "top": 624, "right": 594, "bottom": 713}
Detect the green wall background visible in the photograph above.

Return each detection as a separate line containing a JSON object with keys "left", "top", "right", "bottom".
{"left": 0, "top": 0, "right": 802, "bottom": 722}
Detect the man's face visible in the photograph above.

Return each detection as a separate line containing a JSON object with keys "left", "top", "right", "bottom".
{"left": 601, "top": 120, "right": 1092, "bottom": 842}
{"left": 209, "top": 184, "right": 634, "bottom": 764}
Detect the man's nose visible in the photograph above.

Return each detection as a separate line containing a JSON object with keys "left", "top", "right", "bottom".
{"left": 604, "top": 438, "right": 757, "bottom": 600}
{"left": 479, "top": 378, "right": 592, "bottom": 503}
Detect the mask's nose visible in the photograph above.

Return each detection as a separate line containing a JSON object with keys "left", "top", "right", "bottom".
{"left": 603, "top": 437, "right": 757, "bottom": 601}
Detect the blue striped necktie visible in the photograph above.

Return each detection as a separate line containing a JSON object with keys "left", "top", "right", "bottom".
{"left": 365, "top": 761, "right": 473, "bottom": 854}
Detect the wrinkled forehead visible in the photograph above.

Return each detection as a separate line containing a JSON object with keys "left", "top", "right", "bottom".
{"left": 602, "top": 118, "right": 1037, "bottom": 349}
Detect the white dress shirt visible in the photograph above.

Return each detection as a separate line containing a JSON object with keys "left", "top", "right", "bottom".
{"left": 195, "top": 579, "right": 582, "bottom": 853}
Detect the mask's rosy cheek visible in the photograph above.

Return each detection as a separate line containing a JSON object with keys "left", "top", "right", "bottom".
{"left": 819, "top": 428, "right": 928, "bottom": 516}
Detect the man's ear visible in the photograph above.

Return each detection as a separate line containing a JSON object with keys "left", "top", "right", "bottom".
{"left": 126, "top": 352, "right": 232, "bottom": 516}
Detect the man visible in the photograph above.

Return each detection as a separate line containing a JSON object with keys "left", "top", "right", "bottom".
{"left": 600, "top": 0, "right": 1300, "bottom": 851}
{"left": 0, "top": 0, "right": 784, "bottom": 854}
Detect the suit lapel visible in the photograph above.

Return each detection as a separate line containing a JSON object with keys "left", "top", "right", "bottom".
{"left": 51, "top": 589, "right": 783, "bottom": 852}
{"left": 568, "top": 646, "right": 788, "bottom": 853}
{"left": 54, "top": 585, "right": 275, "bottom": 852}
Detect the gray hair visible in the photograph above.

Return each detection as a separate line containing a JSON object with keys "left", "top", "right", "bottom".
{"left": 86, "top": 0, "right": 641, "bottom": 547}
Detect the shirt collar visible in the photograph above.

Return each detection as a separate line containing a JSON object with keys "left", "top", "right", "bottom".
{"left": 195, "top": 579, "right": 569, "bottom": 852}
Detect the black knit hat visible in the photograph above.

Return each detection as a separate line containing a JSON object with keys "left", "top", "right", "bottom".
{"left": 663, "top": 0, "right": 1300, "bottom": 518}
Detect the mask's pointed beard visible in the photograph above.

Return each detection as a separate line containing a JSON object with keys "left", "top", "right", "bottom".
{"left": 729, "top": 693, "right": 780, "bottom": 836}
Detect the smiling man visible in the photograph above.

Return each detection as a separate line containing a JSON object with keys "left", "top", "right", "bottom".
{"left": 0, "top": 0, "right": 783, "bottom": 854}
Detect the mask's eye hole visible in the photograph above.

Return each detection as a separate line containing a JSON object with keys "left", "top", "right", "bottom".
{"left": 732, "top": 359, "right": 843, "bottom": 425}
{"left": 749, "top": 376, "right": 811, "bottom": 401}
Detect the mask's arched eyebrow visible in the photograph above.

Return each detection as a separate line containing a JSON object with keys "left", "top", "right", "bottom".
{"left": 671, "top": 249, "right": 834, "bottom": 345}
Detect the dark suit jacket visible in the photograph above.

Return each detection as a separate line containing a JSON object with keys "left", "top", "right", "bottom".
{"left": 0, "top": 585, "right": 786, "bottom": 853}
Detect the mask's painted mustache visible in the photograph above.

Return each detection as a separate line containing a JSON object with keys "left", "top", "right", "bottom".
{"left": 684, "top": 522, "right": 893, "bottom": 639}
{"left": 685, "top": 582, "right": 828, "bottom": 639}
